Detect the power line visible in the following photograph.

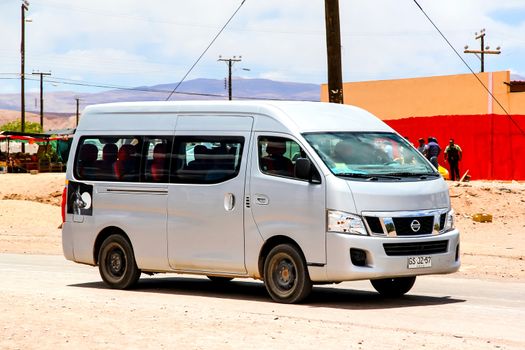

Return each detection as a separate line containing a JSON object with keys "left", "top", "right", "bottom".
{"left": 0, "top": 75, "right": 317, "bottom": 102}
{"left": 166, "top": 0, "right": 247, "bottom": 101}
{"left": 42, "top": 77, "right": 230, "bottom": 98}
{"left": 412, "top": 0, "right": 525, "bottom": 136}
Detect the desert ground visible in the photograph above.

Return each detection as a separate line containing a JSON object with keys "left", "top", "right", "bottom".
{"left": 0, "top": 173, "right": 524, "bottom": 349}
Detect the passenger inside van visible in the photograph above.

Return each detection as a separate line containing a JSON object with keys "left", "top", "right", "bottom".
{"left": 261, "top": 140, "right": 294, "bottom": 177}
{"left": 186, "top": 145, "right": 210, "bottom": 171}
{"left": 77, "top": 143, "right": 98, "bottom": 179}
{"left": 99, "top": 143, "right": 118, "bottom": 180}
{"left": 115, "top": 144, "right": 138, "bottom": 181}
{"left": 333, "top": 141, "right": 353, "bottom": 163}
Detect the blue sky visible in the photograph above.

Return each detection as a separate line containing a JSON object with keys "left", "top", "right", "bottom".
{"left": 0, "top": 0, "right": 524, "bottom": 95}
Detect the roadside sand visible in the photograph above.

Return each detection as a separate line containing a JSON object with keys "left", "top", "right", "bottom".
{"left": 0, "top": 173, "right": 523, "bottom": 280}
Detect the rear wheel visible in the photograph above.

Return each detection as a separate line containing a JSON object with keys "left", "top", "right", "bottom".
{"left": 370, "top": 276, "right": 416, "bottom": 297}
{"left": 263, "top": 244, "right": 312, "bottom": 303}
{"left": 98, "top": 234, "right": 141, "bottom": 289}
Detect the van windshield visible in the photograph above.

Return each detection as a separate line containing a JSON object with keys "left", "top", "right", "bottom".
{"left": 303, "top": 132, "right": 438, "bottom": 179}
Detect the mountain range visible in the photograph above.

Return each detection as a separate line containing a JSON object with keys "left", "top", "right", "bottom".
{"left": 0, "top": 78, "right": 321, "bottom": 114}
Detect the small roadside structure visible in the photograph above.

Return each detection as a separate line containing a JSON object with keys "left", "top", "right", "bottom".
{"left": 0, "top": 129, "right": 75, "bottom": 173}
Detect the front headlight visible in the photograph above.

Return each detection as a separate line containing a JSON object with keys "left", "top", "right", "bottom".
{"left": 445, "top": 209, "right": 455, "bottom": 231}
{"left": 327, "top": 210, "right": 368, "bottom": 235}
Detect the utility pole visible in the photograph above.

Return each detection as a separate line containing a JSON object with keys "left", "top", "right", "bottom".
{"left": 218, "top": 56, "right": 242, "bottom": 100}
{"left": 20, "top": 0, "right": 29, "bottom": 151}
{"left": 75, "top": 97, "right": 80, "bottom": 126}
{"left": 464, "top": 29, "right": 501, "bottom": 73}
{"left": 324, "top": 0, "right": 344, "bottom": 104}
{"left": 32, "top": 71, "right": 51, "bottom": 130}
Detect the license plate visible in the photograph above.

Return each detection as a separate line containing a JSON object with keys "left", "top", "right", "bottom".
{"left": 407, "top": 256, "right": 432, "bottom": 269}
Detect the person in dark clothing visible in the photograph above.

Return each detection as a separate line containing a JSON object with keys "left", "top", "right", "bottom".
{"left": 261, "top": 140, "right": 294, "bottom": 177}
{"left": 444, "top": 139, "right": 462, "bottom": 181}
{"left": 425, "top": 137, "right": 441, "bottom": 169}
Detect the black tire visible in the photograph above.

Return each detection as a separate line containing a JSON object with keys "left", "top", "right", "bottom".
{"left": 98, "top": 234, "right": 141, "bottom": 289}
{"left": 263, "top": 244, "right": 312, "bottom": 303}
{"left": 370, "top": 276, "right": 416, "bottom": 297}
{"left": 207, "top": 276, "right": 234, "bottom": 283}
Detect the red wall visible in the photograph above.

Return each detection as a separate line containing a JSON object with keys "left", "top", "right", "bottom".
{"left": 385, "top": 114, "right": 525, "bottom": 180}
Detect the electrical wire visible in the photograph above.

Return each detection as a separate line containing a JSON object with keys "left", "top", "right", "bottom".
{"left": 412, "top": 0, "right": 525, "bottom": 136}
{"left": 0, "top": 76, "right": 318, "bottom": 102}
{"left": 165, "top": 0, "right": 246, "bottom": 101}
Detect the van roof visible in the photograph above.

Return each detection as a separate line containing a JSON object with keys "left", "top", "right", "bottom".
{"left": 80, "top": 100, "right": 393, "bottom": 133}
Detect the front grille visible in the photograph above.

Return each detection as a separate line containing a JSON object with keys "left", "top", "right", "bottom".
{"left": 365, "top": 216, "right": 383, "bottom": 234}
{"left": 393, "top": 216, "right": 434, "bottom": 235}
{"left": 383, "top": 240, "right": 448, "bottom": 256}
{"left": 363, "top": 210, "right": 448, "bottom": 236}
{"left": 439, "top": 213, "right": 446, "bottom": 231}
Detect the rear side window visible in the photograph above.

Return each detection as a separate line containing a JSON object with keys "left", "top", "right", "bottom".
{"left": 170, "top": 136, "right": 244, "bottom": 184}
{"left": 143, "top": 137, "right": 173, "bottom": 183}
{"left": 75, "top": 136, "right": 142, "bottom": 182}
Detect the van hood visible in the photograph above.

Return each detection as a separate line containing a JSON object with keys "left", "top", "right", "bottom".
{"left": 344, "top": 178, "right": 450, "bottom": 213}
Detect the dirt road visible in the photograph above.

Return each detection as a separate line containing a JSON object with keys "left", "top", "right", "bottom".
{"left": 1, "top": 254, "right": 524, "bottom": 349}
{"left": 1, "top": 174, "right": 524, "bottom": 348}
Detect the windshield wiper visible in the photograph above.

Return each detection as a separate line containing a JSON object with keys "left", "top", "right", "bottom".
{"left": 386, "top": 172, "right": 440, "bottom": 179}
{"left": 336, "top": 173, "right": 402, "bottom": 181}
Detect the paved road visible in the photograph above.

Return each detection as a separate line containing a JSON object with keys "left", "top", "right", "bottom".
{"left": 1, "top": 253, "right": 524, "bottom": 349}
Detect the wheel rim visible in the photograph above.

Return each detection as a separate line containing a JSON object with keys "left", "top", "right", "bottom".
{"left": 269, "top": 253, "right": 297, "bottom": 297}
{"left": 105, "top": 243, "right": 127, "bottom": 279}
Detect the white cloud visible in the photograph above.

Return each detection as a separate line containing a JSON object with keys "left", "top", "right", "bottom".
{"left": 0, "top": 0, "right": 524, "bottom": 92}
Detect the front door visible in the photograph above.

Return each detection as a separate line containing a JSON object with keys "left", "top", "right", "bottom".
{"left": 250, "top": 133, "right": 327, "bottom": 265}
{"left": 167, "top": 116, "right": 252, "bottom": 274}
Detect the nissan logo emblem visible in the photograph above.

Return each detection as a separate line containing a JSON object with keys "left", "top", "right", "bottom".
{"left": 410, "top": 220, "right": 421, "bottom": 232}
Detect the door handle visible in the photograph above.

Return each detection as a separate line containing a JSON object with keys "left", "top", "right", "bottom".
{"left": 224, "top": 193, "right": 235, "bottom": 211}
{"left": 255, "top": 194, "right": 269, "bottom": 205}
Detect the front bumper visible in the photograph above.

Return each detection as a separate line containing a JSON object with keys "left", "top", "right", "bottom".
{"left": 323, "top": 229, "right": 460, "bottom": 281}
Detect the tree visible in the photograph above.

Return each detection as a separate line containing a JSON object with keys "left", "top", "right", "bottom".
{"left": 0, "top": 120, "right": 43, "bottom": 134}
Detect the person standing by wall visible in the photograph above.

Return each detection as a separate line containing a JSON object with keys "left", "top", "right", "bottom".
{"left": 444, "top": 139, "right": 462, "bottom": 181}
{"left": 425, "top": 137, "right": 441, "bottom": 169}
{"left": 417, "top": 138, "right": 426, "bottom": 154}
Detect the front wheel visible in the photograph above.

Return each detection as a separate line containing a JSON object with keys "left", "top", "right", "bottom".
{"left": 98, "top": 234, "right": 141, "bottom": 289}
{"left": 263, "top": 244, "right": 312, "bottom": 303}
{"left": 370, "top": 276, "right": 416, "bottom": 297}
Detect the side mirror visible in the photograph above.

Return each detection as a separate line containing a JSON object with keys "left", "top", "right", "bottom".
{"left": 295, "top": 158, "right": 311, "bottom": 181}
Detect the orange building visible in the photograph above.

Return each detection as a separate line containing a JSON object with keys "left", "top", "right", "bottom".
{"left": 321, "top": 71, "right": 525, "bottom": 180}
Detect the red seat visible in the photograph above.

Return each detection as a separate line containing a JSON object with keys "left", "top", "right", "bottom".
{"left": 151, "top": 143, "right": 168, "bottom": 182}
{"left": 114, "top": 144, "right": 137, "bottom": 181}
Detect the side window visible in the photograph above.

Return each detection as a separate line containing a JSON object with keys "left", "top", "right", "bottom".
{"left": 170, "top": 136, "right": 244, "bottom": 184}
{"left": 74, "top": 136, "right": 142, "bottom": 182}
{"left": 142, "top": 137, "right": 172, "bottom": 183}
{"left": 258, "top": 136, "right": 314, "bottom": 180}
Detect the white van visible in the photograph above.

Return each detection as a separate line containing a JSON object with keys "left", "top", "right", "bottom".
{"left": 62, "top": 101, "right": 460, "bottom": 303}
